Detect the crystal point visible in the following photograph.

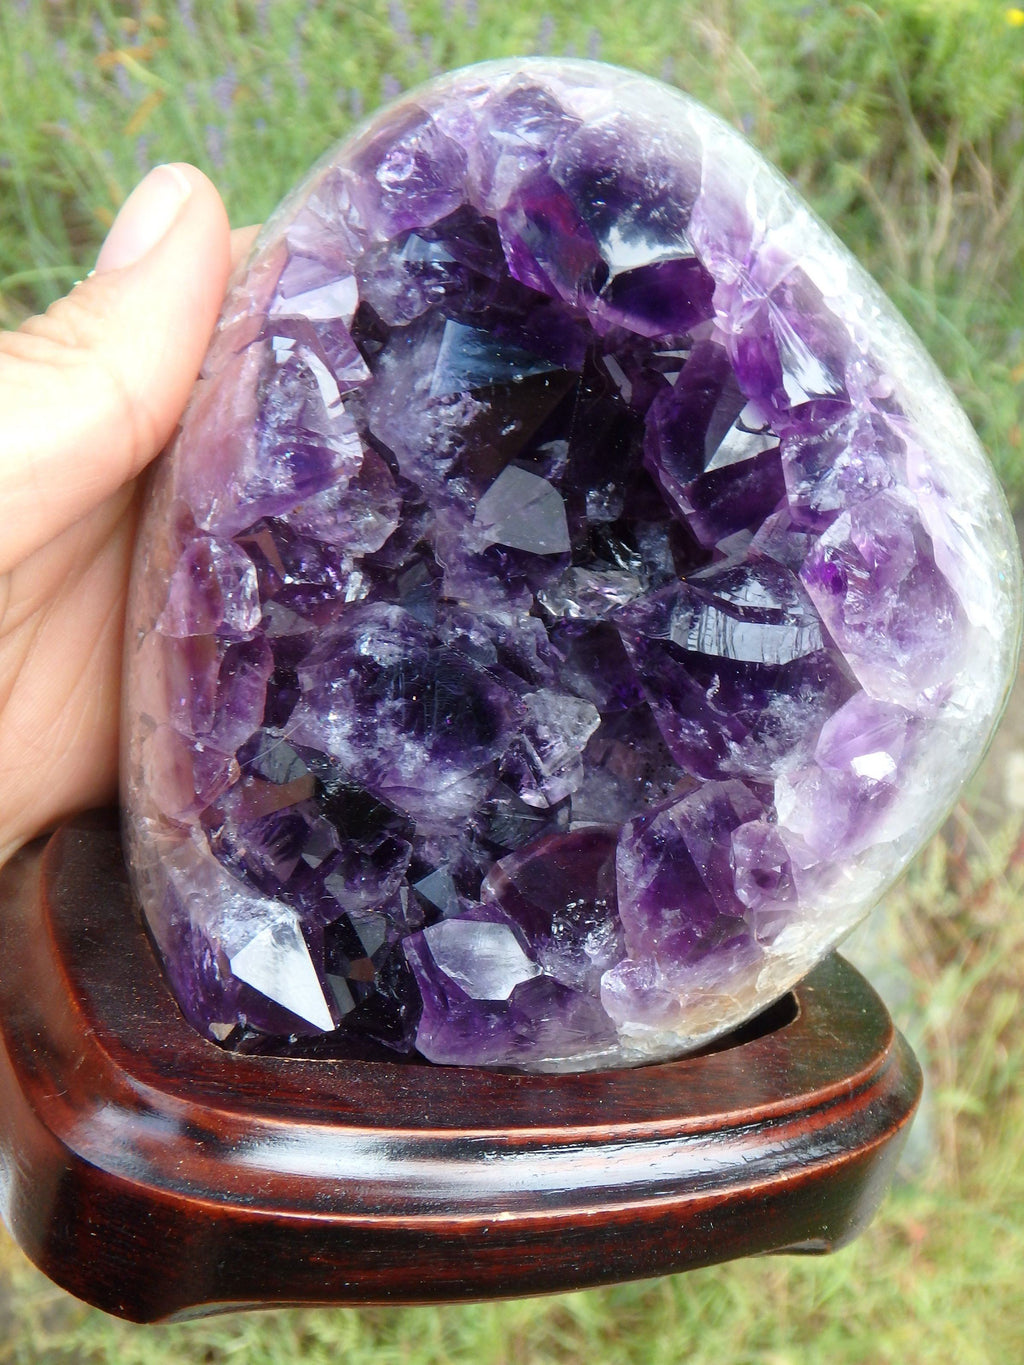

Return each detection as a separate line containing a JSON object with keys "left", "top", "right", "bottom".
{"left": 475, "top": 465, "right": 572, "bottom": 554}
{"left": 229, "top": 914, "right": 335, "bottom": 1032}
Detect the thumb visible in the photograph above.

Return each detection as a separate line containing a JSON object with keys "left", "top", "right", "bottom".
{"left": 0, "top": 163, "right": 231, "bottom": 577}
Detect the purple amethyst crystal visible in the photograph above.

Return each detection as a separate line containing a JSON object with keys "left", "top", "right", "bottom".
{"left": 123, "top": 60, "right": 1021, "bottom": 1070}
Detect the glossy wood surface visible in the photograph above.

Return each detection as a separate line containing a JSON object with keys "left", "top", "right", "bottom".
{"left": 0, "top": 813, "right": 921, "bottom": 1322}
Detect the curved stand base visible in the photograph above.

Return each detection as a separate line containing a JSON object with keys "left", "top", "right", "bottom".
{"left": 0, "top": 813, "right": 921, "bottom": 1322}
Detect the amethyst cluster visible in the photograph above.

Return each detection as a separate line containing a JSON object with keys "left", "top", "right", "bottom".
{"left": 123, "top": 61, "right": 1021, "bottom": 1070}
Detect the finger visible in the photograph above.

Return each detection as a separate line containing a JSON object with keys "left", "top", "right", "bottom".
{"left": 0, "top": 484, "right": 139, "bottom": 858}
{"left": 0, "top": 164, "right": 232, "bottom": 577}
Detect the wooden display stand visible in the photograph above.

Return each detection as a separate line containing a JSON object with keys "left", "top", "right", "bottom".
{"left": 0, "top": 812, "right": 921, "bottom": 1322}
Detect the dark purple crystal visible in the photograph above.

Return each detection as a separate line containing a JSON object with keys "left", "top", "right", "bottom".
{"left": 123, "top": 61, "right": 1013, "bottom": 1072}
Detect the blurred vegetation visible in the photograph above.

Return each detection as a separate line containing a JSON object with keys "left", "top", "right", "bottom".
{"left": 2, "top": 2, "right": 1023, "bottom": 1361}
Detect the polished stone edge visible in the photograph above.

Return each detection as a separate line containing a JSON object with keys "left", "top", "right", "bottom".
{"left": 0, "top": 813, "right": 921, "bottom": 1322}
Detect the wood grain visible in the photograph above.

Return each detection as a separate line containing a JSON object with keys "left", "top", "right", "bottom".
{"left": 0, "top": 812, "right": 921, "bottom": 1321}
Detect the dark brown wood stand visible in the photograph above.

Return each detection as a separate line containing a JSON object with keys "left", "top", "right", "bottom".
{"left": 0, "top": 812, "right": 921, "bottom": 1323}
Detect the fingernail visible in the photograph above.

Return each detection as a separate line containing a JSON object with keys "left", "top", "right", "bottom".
{"left": 95, "top": 164, "right": 193, "bottom": 274}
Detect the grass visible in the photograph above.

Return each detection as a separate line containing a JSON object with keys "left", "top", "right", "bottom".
{"left": 2, "top": 1, "right": 1024, "bottom": 1361}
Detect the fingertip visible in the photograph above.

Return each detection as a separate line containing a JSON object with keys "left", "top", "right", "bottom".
{"left": 95, "top": 165, "right": 190, "bottom": 275}
{"left": 162, "top": 162, "right": 232, "bottom": 243}
{"left": 95, "top": 162, "right": 231, "bottom": 280}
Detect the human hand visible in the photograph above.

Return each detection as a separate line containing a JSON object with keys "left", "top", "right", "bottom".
{"left": 0, "top": 164, "right": 258, "bottom": 863}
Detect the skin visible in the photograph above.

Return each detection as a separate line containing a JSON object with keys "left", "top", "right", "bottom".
{"left": 0, "top": 162, "right": 258, "bottom": 863}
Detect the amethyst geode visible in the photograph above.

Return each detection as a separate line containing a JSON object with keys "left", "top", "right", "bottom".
{"left": 123, "top": 60, "right": 1021, "bottom": 1071}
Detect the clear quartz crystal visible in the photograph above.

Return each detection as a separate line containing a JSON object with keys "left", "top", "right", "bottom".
{"left": 123, "top": 59, "right": 1021, "bottom": 1072}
